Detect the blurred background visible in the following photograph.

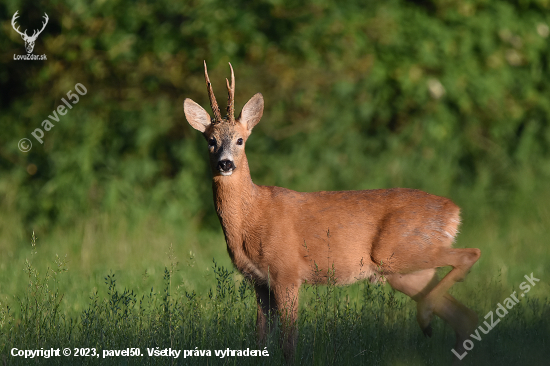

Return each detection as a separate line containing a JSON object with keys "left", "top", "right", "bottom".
{"left": 0, "top": 0, "right": 549, "bottom": 314}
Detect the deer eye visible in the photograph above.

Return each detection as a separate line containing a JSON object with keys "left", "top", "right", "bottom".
{"left": 208, "top": 137, "right": 216, "bottom": 147}
{"left": 237, "top": 138, "right": 243, "bottom": 145}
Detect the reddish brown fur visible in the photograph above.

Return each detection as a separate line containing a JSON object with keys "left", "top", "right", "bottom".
{"left": 184, "top": 63, "right": 481, "bottom": 364}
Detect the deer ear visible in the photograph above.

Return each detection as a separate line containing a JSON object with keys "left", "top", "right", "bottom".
{"left": 238, "top": 93, "right": 264, "bottom": 131}
{"left": 184, "top": 98, "right": 211, "bottom": 133}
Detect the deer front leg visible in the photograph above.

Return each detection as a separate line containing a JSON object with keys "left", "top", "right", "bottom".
{"left": 254, "top": 284, "right": 277, "bottom": 346}
{"left": 273, "top": 283, "right": 300, "bottom": 363}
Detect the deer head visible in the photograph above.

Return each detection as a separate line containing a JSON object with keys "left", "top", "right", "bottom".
{"left": 12, "top": 11, "right": 49, "bottom": 54}
{"left": 184, "top": 62, "right": 264, "bottom": 177}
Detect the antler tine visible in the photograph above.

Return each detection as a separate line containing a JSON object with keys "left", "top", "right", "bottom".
{"left": 31, "top": 13, "right": 48, "bottom": 39}
{"left": 204, "top": 61, "right": 223, "bottom": 123}
{"left": 11, "top": 10, "right": 26, "bottom": 37}
{"left": 226, "top": 62, "right": 235, "bottom": 123}
{"left": 39, "top": 13, "right": 49, "bottom": 32}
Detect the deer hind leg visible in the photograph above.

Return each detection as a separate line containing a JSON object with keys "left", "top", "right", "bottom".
{"left": 386, "top": 268, "right": 478, "bottom": 348}
{"left": 416, "top": 247, "right": 480, "bottom": 334}
{"left": 435, "top": 294, "right": 478, "bottom": 356}
{"left": 386, "top": 269, "right": 438, "bottom": 335}
{"left": 254, "top": 283, "right": 278, "bottom": 346}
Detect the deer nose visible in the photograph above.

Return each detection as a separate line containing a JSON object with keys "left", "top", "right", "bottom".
{"left": 217, "top": 160, "right": 235, "bottom": 172}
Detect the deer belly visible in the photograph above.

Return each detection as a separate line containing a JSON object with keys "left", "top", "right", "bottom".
{"left": 301, "top": 253, "right": 379, "bottom": 286}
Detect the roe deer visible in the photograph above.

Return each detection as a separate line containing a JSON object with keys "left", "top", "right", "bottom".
{"left": 183, "top": 62, "right": 481, "bottom": 363}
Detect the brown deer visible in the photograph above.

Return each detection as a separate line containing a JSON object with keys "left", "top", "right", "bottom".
{"left": 183, "top": 62, "right": 480, "bottom": 362}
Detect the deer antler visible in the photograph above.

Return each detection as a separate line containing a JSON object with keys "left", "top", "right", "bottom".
{"left": 11, "top": 11, "right": 26, "bottom": 37}
{"left": 204, "top": 61, "right": 223, "bottom": 123}
{"left": 31, "top": 13, "right": 49, "bottom": 40}
{"left": 226, "top": 63, "right": 235, "bottom": 123}
{"left": 11, "top": 11, "right": 48, "bottom": 40}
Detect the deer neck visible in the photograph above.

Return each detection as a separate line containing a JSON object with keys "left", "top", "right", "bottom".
{"left": 212, "top": 156, "right": 257, "bottom": 256}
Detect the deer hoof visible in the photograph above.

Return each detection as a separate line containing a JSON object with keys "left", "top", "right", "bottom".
{"left": 417, "top": 299, "right": 435, "bottom": 333}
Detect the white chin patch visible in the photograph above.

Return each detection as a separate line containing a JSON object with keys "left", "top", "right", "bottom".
{"left": 220, "top": 171, "right": 233, "bottom": 176}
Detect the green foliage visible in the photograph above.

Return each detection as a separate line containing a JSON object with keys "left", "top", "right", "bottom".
{"left": 1, "top": 247, "right": 549, "bottom": 365}
{"left": 1, "top": 0, "right": 549, "bottom": 232}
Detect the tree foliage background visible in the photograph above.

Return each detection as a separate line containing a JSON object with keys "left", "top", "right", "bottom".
{"left": 0, "top": 0, "right": 549, "bottom": 267}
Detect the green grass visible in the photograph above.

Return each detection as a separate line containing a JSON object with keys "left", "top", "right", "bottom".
{"left": 0, "top": 189, "right": 549, "bottom": 365}
{"left": 0, "top": 245, "right": 548, "bottom": 365}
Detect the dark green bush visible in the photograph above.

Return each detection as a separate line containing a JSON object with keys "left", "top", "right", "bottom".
{"left": 1, "top": 0, "right": 549, "bottom": 230}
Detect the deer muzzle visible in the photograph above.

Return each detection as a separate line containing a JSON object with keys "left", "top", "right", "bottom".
{"left": 217, "top": 159, "right": 235, "bottom": 175}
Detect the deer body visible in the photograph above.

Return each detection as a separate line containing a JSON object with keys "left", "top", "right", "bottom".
{"left": 216, "top": 172, "right": 460, "bottom": 287}
{"left": 184, "top": 62, "right": 480, "bottom": 363}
